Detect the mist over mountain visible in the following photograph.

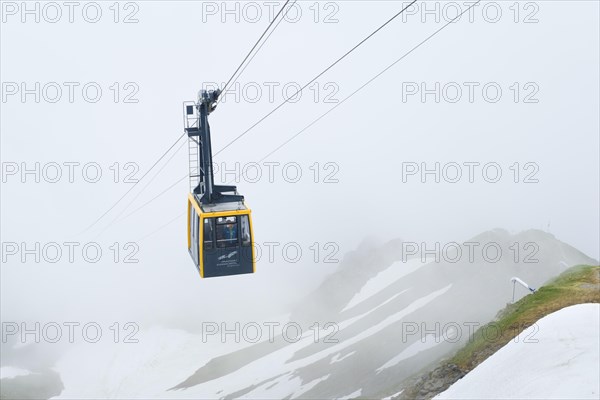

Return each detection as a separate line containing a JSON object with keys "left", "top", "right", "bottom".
{"left": 1, "top": 229, "right": 596, "bottom": 399}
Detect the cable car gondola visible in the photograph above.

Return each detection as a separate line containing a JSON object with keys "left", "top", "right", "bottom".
{"left": 184, "top": 89, "right": 255, "bottom": 278}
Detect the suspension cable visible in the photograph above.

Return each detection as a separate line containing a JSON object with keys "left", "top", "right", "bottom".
{"left": 129, "top": 0, "right": 482, "bottom": 240}
{"left": 84, "top": 1, "right": 292, "bottom": 232}
{"left": 219, "top": 0, "right": 292, "bottom": 98}
{"left": 213, "top": 0, "right": 418, "bottom": 157}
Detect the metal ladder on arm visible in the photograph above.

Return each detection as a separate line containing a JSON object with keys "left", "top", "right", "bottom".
{"left": 188, "top": 136, "right": 200, "bottom": 193}
{"left": 184, "top": 101, "right": 201, "bottom": 194}
{"left": 183, "top": 90, "right": 244, "bottom": 204}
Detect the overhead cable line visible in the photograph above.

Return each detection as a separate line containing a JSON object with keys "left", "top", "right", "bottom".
{"left": 82, "top": 132, "right": 185, "bottom": 233}
{"left": 213, "top": 0, "right": 419, "bottom": 157}
{"left": 104, "top": 1, "right": 419, "bottom": 227}
{"left": 134, "top": 0, "right": 482, "bottom": 241}
{"left": 218, "top": 0, "right": 293, "bottom": 99}
{"left": 84, "top": 2, "right": 292, "bottom": 233}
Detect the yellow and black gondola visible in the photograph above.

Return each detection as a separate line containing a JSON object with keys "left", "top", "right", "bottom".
{"left": 184, "top": 89, "right": 255, "bottom": 278}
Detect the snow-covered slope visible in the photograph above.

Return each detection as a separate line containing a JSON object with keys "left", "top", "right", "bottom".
{"left": 41, "top": 229, "right": 596, "bottom": 399}
{"left": 0, "top": 367, "right": 31, "bottom": 379}
{"left": 436, "top": 304, "right": 600, "bottom": 400}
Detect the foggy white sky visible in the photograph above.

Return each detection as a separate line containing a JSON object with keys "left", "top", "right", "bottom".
{"left": 1, "top": 1, "right": 598, "bottom": 325}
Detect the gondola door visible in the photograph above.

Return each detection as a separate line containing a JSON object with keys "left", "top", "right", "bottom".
{"left": 201, "top": 214, "right": 254, "bottom": 278}
{"left": 188, "top": 202, "right": 200, "bottom": 271}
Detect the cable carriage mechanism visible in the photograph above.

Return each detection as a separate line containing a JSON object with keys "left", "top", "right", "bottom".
{"left": 185, "top": 89, "right": 255, "bottom": 278}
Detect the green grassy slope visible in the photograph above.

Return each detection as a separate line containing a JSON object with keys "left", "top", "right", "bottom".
{"left": 391, "top": 264, "right": 600, "bottom": 400}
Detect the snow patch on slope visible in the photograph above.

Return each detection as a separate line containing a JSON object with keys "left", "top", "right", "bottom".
{"left": 377, "top": 326, "right": 458, "bottom": 373}
{"left": 217, "top": 285, "right": 452, "bottom": 399}
{"left": 338, "top": 388, "right": 362, "bottom": 399}
{"left": 436, "top": 304, "right": 600, "bottom": 399}
{"left": 0, "top": 367, "right": 32, "bottom": 379}
{"left": 383, "top": 389, "right": 404, "bottom": 400}
{"left": 330, "top": 351, "right": 356, "bottom": 364}
{"left": 51, "top": 285, "right": 452, "bottom": 399}
{"left": 343, "top": 258, "right": 430, "bottom": 311}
